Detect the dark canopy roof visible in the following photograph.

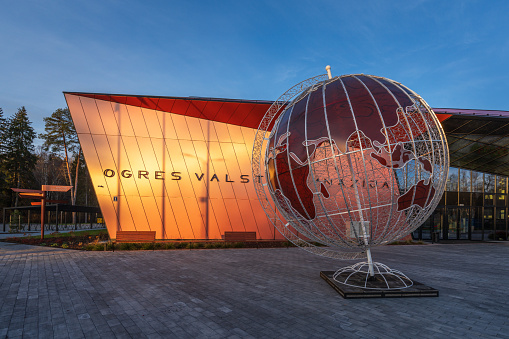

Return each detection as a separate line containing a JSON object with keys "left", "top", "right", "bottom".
{"left": 434, "top": 108, "right": 509, "bottom": 176}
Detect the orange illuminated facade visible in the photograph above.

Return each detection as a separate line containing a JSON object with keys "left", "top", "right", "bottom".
{"left": 64, "top": 92, "right": 509, "bottom": 242}
{"left": 64, "top": 92, "right": 284, "bottom": 240}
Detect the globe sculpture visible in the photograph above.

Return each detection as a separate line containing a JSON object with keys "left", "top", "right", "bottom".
{"left": 252, "top": 69, "right": 449, "bottom": 289}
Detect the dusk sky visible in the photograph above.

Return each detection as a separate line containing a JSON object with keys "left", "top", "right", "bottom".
{"left": 1, "top": 0, "right": 508, "bottom": 138}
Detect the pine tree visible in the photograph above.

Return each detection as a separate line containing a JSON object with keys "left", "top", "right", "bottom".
{"left": 3, "top": 107, "right": 37, "bottom": 206}
{"left": 0, "top": 108, "right": 9, "bottom": 208}
{"left": 39, "top": 108, "right": 81, "bottom": 205}
{"left": 0, "top": 107, "right": 6, "bottom": 153}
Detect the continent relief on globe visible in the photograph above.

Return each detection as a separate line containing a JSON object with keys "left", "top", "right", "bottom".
{"left": 267, "top": 76, "right": 436, "bottom": 221}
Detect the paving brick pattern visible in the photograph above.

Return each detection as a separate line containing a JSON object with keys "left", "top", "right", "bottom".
{"left": 0, "top": 242, "right": 508, "bottom": 338}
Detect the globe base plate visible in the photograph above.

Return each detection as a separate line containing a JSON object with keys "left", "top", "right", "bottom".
{"left": 320, "top": 271, "right": 439, "bottom": 299}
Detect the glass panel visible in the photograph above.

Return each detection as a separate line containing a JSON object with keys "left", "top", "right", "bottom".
{"left": 446, "top": 167, "right": 459, "bottom": 191}
{"left": 439, "top": 191, "right": 445, "bottom": 205}
{"left": 484, "top": 194, "right": 494, "bottom": 206}
{"left": 496, "top": 176, "right": 507, "bottom": 194}
{"left": 459, "top": 169, "right": 471, "bottom": 192}
{"left": 433, "top": 211, "right": 442, "bottom": 240}
{"left": 496, "top": 208, "right": 506, "bottom": 232}
{"left": 418, "top": 217, "right": 432, "bottom": 240}
{"left": 496, "top": 194, "right": 506, "bottom": 207}
{"left": 446, "top": 192, "right": 458, "bottom": 206}
{"left": 447, "top": 208, "right": 458, "bottom": 240}
{"left": 471, "top": 207, "right": 483, "bottom": 240}
{"left": 459, "top": 192, "right": 470, "bottom": 206}
{"left": 471, "top": 171, "right": 483, "bottom": 192}
{"left": 484, "top": 207, "right": 494, "bottom": 239}
{"left": 472, "top": 193, "right": 483, "bottom": 206}
{"left": 484, "top": 174, "right": 495, "bottom": 193}
{"left": 459, "top": 208, "right": 469, "bottom": 239}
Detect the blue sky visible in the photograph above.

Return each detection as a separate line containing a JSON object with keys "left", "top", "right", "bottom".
{"left": 1, "top": 0, "right": 508, "bottom": 137}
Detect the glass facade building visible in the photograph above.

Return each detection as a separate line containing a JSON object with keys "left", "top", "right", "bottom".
{"left": 413, "top": 108, "right": 509, "bottom": 241}
{"left": 65, "top": 92, "right": 509, "bottom": 242}
{"left": 414, "top": 167, "right": 508, "bottom": 240}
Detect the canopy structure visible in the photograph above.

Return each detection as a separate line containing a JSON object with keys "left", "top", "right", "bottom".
{"left": 434, "top": 108, "right": 509, "bottom": 177}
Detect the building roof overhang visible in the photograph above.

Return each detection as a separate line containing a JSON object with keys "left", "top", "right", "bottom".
{"left": 64, "top": 92, "right": 509, "bottom": 177}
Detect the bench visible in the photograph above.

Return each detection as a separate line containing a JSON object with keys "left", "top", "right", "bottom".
{"left": 115, "top": 231, "right": 156, "bottom": 243}
{"left": 224, "top": 231, "right": 257, "bottom": 242}
{"left": 113, "top": 231, "right": 156, "bottom": 251}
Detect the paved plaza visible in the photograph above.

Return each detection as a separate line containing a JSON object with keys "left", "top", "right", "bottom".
{"left": 0, "top": 241, "right": 508, "bottom": 339}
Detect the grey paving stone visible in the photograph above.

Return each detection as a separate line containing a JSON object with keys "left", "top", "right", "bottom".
{"left": 1, "top": 242, "right": 509, "bottom": 338}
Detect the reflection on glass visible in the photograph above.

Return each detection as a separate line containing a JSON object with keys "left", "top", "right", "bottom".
{"left": 459, "top": 208, "right": 469, "bottom": 239}
{"left": 417, "top": 169, "right": 508, "bottom": 241}
{"left": 447, "top": 191, "right": 458, "bottom": 206}
{"left": 471, "top": 207, "right": 483, "bottom": 240}
{"left": 472, "top": 193, "right": 483, "bottom": 206}
{"left": 497, "top": 176, "right": 507, "bottom": 194}
{"left": 495, "top": 208, "right": 506, "bottom": 232}
{"left": 484, "top": 207, "right": 494, "bottom": 234}
{"left": 496, "top": 194, "right": 506, "bottom": 207}
{"left": 484, "top": 174, "right": 495, "bottom": 193}
{"left": 447, "top": 208, "right": 458, "bottom": 240}
{"left": 484, "top": 194, "right": 494, "bottom": 206}
{"left": 447, "top": 167, "right": 459, "bottom": 191}
{"left": 459, "top": 192, "right": 470, "bottom": 205}
{"left": 471, "top": 171, "right": 483, "bottom": 193}
{"left": 459, "top": 169, "right": 471, "bottom": 192}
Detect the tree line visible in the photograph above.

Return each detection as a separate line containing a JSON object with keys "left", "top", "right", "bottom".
{"left": 0, "top": 106, "right": 97, "bottom": 210}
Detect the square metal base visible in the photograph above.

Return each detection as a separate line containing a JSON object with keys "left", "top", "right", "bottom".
{"left": 320, "top": 271, "right": 439, "bottom": 299}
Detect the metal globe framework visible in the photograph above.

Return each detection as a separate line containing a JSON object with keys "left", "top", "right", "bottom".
{"left": 252, "top": 71, "right": 449, "bottom": 289}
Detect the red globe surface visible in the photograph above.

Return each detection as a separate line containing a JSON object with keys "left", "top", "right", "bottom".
{"left": 256, "top": 74, "right": 448, "bottom": 254}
